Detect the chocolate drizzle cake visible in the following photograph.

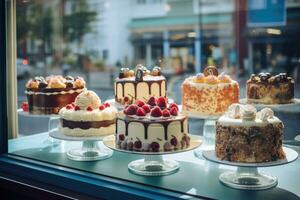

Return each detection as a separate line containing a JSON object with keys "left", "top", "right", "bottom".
{"left": 26, "top": 75, "right": 86, "bottom": 114}
{"left": 115, "top": 96, "right": 190, "bottom": 152}
{"left": 215, "top": 104, "right": 285, "bottom": 163}
{"left": 114, "top": 65, "right": 167, "bottom": 104}
{"left": 247, "top": 72, "right": 294, "bottom": 104}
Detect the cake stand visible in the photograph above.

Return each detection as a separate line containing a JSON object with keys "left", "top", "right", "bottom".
{"left": 50, "top": 129, "right": 113, "bottom": 161}
{"left": 103, "top": 135, "right": 202, "bottom": 176}
{"left": 239, "top": 98, "right": 300, "bottom": 110}
{"left": 18, "top": 109, "right": 61, "bottom": 145}
{"left": 202, "top": 147, "right": 298, "bottom": 190}
{"left": 106, "top": 98, "right": 174, "bottom": 110}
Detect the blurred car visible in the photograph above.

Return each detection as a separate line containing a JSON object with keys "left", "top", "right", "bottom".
{"left": 17, "top": 58, "right": 32, "bottom": 79}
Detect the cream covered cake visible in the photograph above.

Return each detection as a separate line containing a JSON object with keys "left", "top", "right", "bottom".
{"left": 115, "top": 96, "right": 190, "bottom": 152}
{"left": 59, "top": 90, "right": 118, "bottom": 137}
{"left": 26, "top": 75, "right": 86, "bottom": 114}
{"left": 215, "top": 104, "right": 285, "bottom": 163}
{"left": 115, "top": 65, "right": 167, "bottom": 104}
{"left": 181, "top": 66, "right": 239, "bottom": 116}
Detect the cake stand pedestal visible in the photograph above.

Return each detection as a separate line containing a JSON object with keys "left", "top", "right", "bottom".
{"left": 103, "top": 135, "right": 202, "bottom": 176}
{"left": 18, "top": 109, "right": 60, "bottom": 146}
{"left": 202, "top": 147, "right": 298, "bottom": 190}
{"left": 50, "top": 130, "right": 113, "bottom": 161}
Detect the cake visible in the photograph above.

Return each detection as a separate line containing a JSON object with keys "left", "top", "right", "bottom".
{"left": 215, "top": 104, "right": 285, "bottom": 163}
{"left": 25, "top": 75, "right": 86, "bottom": 114}
{"left": 59, "top": 90, "right": 118, "bottom": 137}
{"left": 114, "top": 65, "right": 167, "bottom": 104}
{"left": 181, "top": 66, "right": 239, "bottom": 116}
{"left": 247, "top": 72, "right": 294, "bottom": 104}
{"left": 115, "top": 96, "right": 190, "bottom": 152}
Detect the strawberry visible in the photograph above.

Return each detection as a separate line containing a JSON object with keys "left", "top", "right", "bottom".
{"left": 104, "top": 102, "right": 110, "bottom": 107}
{"left": 135, "top": 99, "right": 145, "bottom": 107}
{"left": 170, "top": 107, "right": 178, "bottom": 116}
{"left": 170, "top": 135, "right": 178, "bottom": 146}
{"left": 147, "top": 96, "right": 157, "bottom": 106}
{"left": 134, "top": 140, "right": 142, "bottom": 149}
{"left": 150, "top": 106, "right": 162, "bottom": 117}
{"left": 74, "top": 106, "right": 80, "bottom": 111}
{"left": 157, "top": 97, "right": 167, "bottom": 109}
{"left": 99, "top": 105, "right": 105, "bottom": 110}
{"left": 66, "top": 104, "right": 73, "bottom": 110}
{"left": 123, "top": 96, "right": 129, "bottom": 103}
{"left": 142, "top": 104, "right": 151, "bottom": 113}
{"left": 21, "top": 102, "right": 29, "bottom": 112}
{"left": 136, "top": 107, "right": 146, "bottom": 116}
{"left": 125, "top": 105, "right": 138, "bottom": 115}
{"left": 87, "top": 106, "right": 93, "bottom": 111}
{"left": 162, "top": 109, "right": 170, "bottom": 117}
{"left": 151, "top": 142, "right": 160, "bottom": 152}
{"left": 169, "top": 103, "right": 179, "bottom": 111}
{"left": 118, "top": 134, "right": 125, "bottom": 141}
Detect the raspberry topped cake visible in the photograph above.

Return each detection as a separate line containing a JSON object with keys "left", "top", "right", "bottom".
{"left": 59, "top": 90, "right": 118, "bottom": 137}
{"left": 115, "top": 96, "right": 190, "bottom": 152}
{"left": 181, "top": 66, "right": 239, "bottom": 116}
{"left": 115, "top": 64, "right": 167, "bottom": 104}
{"left": 215, "top": 104, "right": 285, "bottom": 163}
{"left": 26, "top": 75, "right": 86, "bottom": 114}
{"left": 247, "top": 72, "right": 294, "bottom": 104}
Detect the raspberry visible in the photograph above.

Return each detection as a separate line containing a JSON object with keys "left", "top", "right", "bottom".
{"left": 66, "top": 104, "right": 73, "bottom": 110}
{"left": 169, "top": 103, "right": 179, "bottom": 111}
{"left": 135, "top": 99, "right": 145, "bottom": 107}
{"left": 74, "top": 106, "right": 80, "bottom": 111}
{"left": 162, "top": 109, "right": 170, "bottom": 117}
{"left": 147, "top": 96, "right": 157, "bottom": 106}
{"left": 151, "top": 142, "right": 160, "bottom": 152}
{"left": 150, "top": 106, "right": 162, "bottom": 117}
{"left": 157, "top": 96, "right": 167, "bottom": 105}
{"left": 124, "top": 96, "right": 129, "bottom": 102}
{"left": 87, "top": 106, "right": 93, "bottom": 111}
{"left": 118, "top": 134, "right": 125, "bottom": 141}
{"left": 99, "top": 105, "right": 105, "bottom": 110}
{"left": 124, "top": 105, "right": 138, "bottom": 115}
{"left": 136, "top": 107, "right": 146, "bottom": 116}
{"left": 104, "top": 102, "right": 110, "bottom": 107}
{"left": 170, "top": 107, "right": 178, "bottom": 116}
{"left": 170, "top": 135, "right": 178, "bottom": 146}
{"left": 134, "top": 140, "right": 142, "bottom": 149}
{"left": 21, "top": 102, "right": 28, "bottom": 112}
{"left": 142, "top": 104, "right": 151, "bottom": 113}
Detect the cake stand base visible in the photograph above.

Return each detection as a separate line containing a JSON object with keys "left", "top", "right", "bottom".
{"left": 128, "top": 155, "right": 179, "bottom": 176}
{"left": 219, "top": 167, "right": 277, "bottom": 190}
{"left": 67, "top": 140, "right": 113, "bottom": 161}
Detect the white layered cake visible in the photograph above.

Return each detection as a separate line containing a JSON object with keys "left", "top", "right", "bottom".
{"left": 216, "top": 104, "right": 285, "bottom": 163}
{"left": 59, "top": 90, "right": 118, "bottom": 137}
{"left": 115, "top": 97, "right": 190, "bottom": 152}
{"left": 115, "top": 65, "right": 167, "bottom": 104}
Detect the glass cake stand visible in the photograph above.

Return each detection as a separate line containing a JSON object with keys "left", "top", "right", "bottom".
{"left": 18, "top": 109, "right": 61, "bottom": 145}
{"left": 103, "top": 135, "right": 202, "bottom": 176}
{"left": 50, "top": 129, "right": 113, "bottom": 161}
{"left": 202, "top": 147, "right": 298, "bottom": 190}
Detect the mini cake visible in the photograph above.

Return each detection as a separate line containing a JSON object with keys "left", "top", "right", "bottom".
{"left": 59, "top": 90, "right": 118, "bottom": 137}
{"left": 115, "top": 65, "right": 167, "bottom": 104}
{"left": 247, "top": 72, "right": 294, "bottom": 104}
{"left": 182, "top": 66, "right": 239, "bottom": 116}
{"left": 215, "top": 104, "right": 285, "bottom": 163}
{"left": 26, "top": 75, "right": 86, "bottom": 114}
{"left": 115, "top": 96, "right": 190, "bottom": 152}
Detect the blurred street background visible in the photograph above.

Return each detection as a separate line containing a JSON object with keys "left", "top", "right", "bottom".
{"left": 16, "top": 0, "right": 300, "bottom": 139}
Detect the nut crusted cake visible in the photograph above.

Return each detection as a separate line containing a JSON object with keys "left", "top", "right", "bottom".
{"left": 181, "top": 66, "right": 239, "bottom": 116}
{"left": 59, "top": 90, "right": 118, "bottom": 137}
{"left": 247, "top": 72, "right": 294, "bottom": 104}
{"left": 215, "top": 104, "right": 285, "bottom": 163}
{"left": 26, "top": 75, "right": 86, "bottom": 114}
{"left": 115, "top": 96, "right": 190, "bottom": 152}
{"left": 114, "top": 65, "right": 167, "bottom": 105}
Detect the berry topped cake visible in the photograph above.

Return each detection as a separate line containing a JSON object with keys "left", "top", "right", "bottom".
{"left": 115, "top": 64, "right": 167, "bottom": 104}
{"left": 247, "top": 72, "right": 294, "bottom": 104}
{"left": 215, "top": 104, "right": 285, "bottom": 163}
{"left": 181, "top": 66, "right": 239, "bottom": 116}
{"left": 115, "top": 96, "right": 190, "bottom": 152}
{"left": 59, "top": 90, "right": 118, "bottom": 137}
{"left": 26, "top": 75, "right": 86, "bottom": 114}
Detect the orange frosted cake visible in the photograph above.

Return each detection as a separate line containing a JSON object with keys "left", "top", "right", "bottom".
{"left": 181, "top": 66, "right": 239, "bottom": 116}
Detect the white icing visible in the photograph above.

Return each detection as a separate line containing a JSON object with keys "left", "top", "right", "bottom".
{"left": 218, "top": 115, "right": 281, "bottom": 127}
{"left": 59, "top": 106, "right": 118, "bottom": 122}
{"left": 60, "top": 124, "right": 115, "bottom": 137}
{"left": 25, "top": 88, "right": 86, "bottom": 95}
{"left": 257, "top": 108, "right": 274, "bottom": 121}
{"left": 75, "top": 90, "right": 101, "bottom": 109}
